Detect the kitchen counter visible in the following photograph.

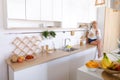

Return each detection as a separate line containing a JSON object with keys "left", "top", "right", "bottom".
{"left": 77, "top": 54, "right": 120, "bottom": 80}
{"left": 6, "top": 44, "right": 96, "bottom": 71}
{"left": 77, "top": 66, "right": 120, "bottom": 80}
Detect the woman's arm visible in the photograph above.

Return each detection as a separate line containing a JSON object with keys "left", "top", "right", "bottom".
{"left": 96, "top": 29, "right": 102, "bottom": 39}
{"left": 86, "top": 30, "right": 89, "bottom": 43}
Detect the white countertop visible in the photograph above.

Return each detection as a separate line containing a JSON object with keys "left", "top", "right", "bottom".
{"left": 77, "top": 53, "right": 120, "bottom": 80}
{"left": 78, "top": 66, "right": 103, "bottom": 80}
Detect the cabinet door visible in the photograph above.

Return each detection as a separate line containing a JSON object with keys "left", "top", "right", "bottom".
{"left": 69, "top": 47, "right": 97, "bottom": 80}
{"left": 69, "top": 53, "right": 86, "bottom": 80}
{"left": 53, "top": 0, "right": 62, "bottom": 21}
{"left": 41, "top": 0, "right": 53, "bottom": 21}
{"left": 62, "top": 0, "right": 78, "bottom": 28}
{"left": 76, "top": 0, "right": 89, "bottom": 22}
{"left": 7, "top": 0, "right": 25, "bottom": 19}
{"left": 26, "top": 0, "right": 41, "bottom": 20}
{"left": 47, "top": 56, "right": 69, "bottom": 80}
{"left": 10, "top": 63, "right": 47, "bottom": 80}
{"left": 62, "top": 0, "right": 90, "bottom": 27}
{"left": 85, "top": 47, "right": 97, "bottom": 61}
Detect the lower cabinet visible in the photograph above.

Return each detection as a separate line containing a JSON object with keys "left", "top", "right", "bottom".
{"left": 8, "top": 47, "right": 97, "bottom": 80}
{"left": 47, "top": 56, "right": 70, "bottom": 80}
{"left": 69, "top": 47, "right": 97, "bottom": 80}
{"left": 85, "top": 47, "right": 97, "bottom": 61}
{"left": 9, "top": 63, "right": 47, "bottom": 80}
{"left": 69, "top": 54, "right": 86, "bottom": 80}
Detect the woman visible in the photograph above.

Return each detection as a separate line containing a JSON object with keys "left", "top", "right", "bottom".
{"left": 87, "top": 21, "right": 102, "bottom": 58}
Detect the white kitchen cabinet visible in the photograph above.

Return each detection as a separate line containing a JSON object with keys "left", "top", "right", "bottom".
{"left": 7, "top": 0, "right": 26, "bottom": 19}
{"left": 9, "top": 63, "right": 47, "bottom": 80}
{"left": 75, "top": 0, "right": 89, "bottom": 22}
{"left": 69, "top": 47, "right": 97, "bottom": 80}
{"left": 62, "top": 0, "right": 90, "bottom": 28}
{"left": 62, "top": 0, "right": 97, "bottom": 28}
{"left": 62, "top": 0, "right": 77, "bottom": 27}
{"left": 47, "top": 56, "right": 69, "bottom": 80}
{"left": 26, "top": 0, "right": 62, "bottom": 21}
{"left": 8, "top": 46, "right": 97, "bottom": 80}
{"left": 53, "top": 0, "right": 62, "bottom": 21}
{"left": 85, "top": 47, "right": 97, "bottom": 61}
{"left": 69, "top": 53, "right": 86, "bottom": 80}
{"left": 26, "top": 0, "right": 41, "bottom": 20}
{"left": 41, "top": 0, "right": 53, "bottom": 21}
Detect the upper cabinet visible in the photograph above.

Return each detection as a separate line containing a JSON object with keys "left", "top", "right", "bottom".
{"left": 75, "top": 0, "right": 90, "bottom": 22}
{"left": 53, "top": 0, "right": 63, "bottom": 21}
{"left": 40, "top": 0, "right": 63, "bottom": 21}
{"left": 6, "top": 0, "right": 96, "bottom": 29}
{"left": 62, "top": 0, "right": 97, "bottom": 28}
{"left": 41, "top": 0, "right": 53, "bottom": 21}
{"left": 7, "top": 0, "right": 63, "bottom": 21}
{"left": 26, "top": 0, "right": 41, "bottom": 20}
{"left": 62, "top": 0, "right": 89, "bottom": 27}
{"left": 7, "top": 0, "right": 26, "bottom": 19}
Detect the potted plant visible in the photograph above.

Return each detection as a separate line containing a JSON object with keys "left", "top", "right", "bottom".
{"left": 42, "top": 31, "right": 56, "bottom": 39}
{"left": 42, "top": 31, "right": 49, "bottom": 39}
{"left": 49, "top": 31, "right": 56, "bottom": 38}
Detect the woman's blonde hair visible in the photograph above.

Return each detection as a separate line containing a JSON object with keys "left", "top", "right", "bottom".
{"left": 91, "top": 21, "right": 97, "bottom": 26}
{"left": 90, "top": 21, "right": 97, "bottom": 29}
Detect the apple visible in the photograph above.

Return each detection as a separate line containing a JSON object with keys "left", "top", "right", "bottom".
{"left": 17, "top": 56, "right": 25, "bottom": 63}
{"left": 25, "top": 55, "right": 34, "bottom": 60}
{"left": 115, "top": 65, "right": 120, "bottom": 71}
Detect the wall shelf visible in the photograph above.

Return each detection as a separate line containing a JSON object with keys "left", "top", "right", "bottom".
{"left": 4, "top": 28, "right": 87, "bottom": 34}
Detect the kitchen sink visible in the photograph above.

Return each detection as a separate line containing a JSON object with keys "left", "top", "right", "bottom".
{"left": 62, "top": 47, "right": 78, "bottom": 52}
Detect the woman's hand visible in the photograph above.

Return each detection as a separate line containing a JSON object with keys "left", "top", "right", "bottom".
{"left": 96, "top": 30, "right": 99, "bottom": 35}
{"left": 89, "top": 32, "right": 94, "bottom": 37}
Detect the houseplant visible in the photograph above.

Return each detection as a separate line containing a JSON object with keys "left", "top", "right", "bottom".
{"left": 42, "top": 31, "right": 49, "bottom": 38}
{"left": 42, "top": 31, "right": 56, "bottom": 39}
{"left": 49, "top": 31, "right": 56, "bottom": 38}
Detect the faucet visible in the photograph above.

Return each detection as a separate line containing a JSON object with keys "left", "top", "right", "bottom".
{"left": 51, "top": 41, "right": 56, "bottom": 51}
{"left": 64, "top": 38, "right": 71, "bottom": 48}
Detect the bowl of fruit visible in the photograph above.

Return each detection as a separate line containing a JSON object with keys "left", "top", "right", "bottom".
{"left": 25, "top": 54, "right": 36, "bottom": 61}
{"left": 104, "top": 62, "right": 120, "bottom": 74}
{"left": 101, "top": 53, "right": 120, "bottom": 74}
{"left": 86, "top": 60, "right": 99, "bottom": 71}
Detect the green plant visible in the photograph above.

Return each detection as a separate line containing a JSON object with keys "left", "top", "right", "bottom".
{"left": 49, "top": 31, "right": 56, "bottom": 38}
{"left": 42, "top": 31, "right": 49, "bottom": 38}
{"left": 42, "top": 31, "right": 56, "bottom": 39}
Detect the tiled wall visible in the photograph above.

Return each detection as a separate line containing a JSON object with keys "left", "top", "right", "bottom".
{"left": 7, "top": 31, "right": 85, "bottom": 55}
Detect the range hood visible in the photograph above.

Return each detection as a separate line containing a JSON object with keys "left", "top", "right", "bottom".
{"left": 108, "top": 0, "right": 120, "bottom": 10}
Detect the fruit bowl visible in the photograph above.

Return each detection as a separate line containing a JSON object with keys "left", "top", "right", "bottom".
{"left": 86, "top": 66, "right": 97, "bottom": 71}
{"left": 102, "top": 61, "right": 120, "bottom": 74}
{"left": 85, "top": 60, "right": 99, "bottom": 71}
{"left": 25, "top": 54, "right": 36, "bottom": 61}
{"left": 104, "top": 69, "right": 120, "bottom": 74}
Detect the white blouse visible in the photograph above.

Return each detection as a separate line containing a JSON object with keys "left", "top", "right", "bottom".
{"left": 88, "top": 28, "right": 101, "bottom": 40}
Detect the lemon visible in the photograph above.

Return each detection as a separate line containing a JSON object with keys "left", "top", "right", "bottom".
{"left": 66, "top": 45, "right": 72, "bottom": 49}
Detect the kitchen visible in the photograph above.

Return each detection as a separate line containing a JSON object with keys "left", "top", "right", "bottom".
{"left": 0, "top": 0, "right": 120, "bottom": 80}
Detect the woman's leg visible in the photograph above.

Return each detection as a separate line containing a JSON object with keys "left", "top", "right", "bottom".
{"left": 90, "top": 40, "right": 102, "bottom": 58}
{"left": 96, "top": 40, "right": 102, "bottom": 58}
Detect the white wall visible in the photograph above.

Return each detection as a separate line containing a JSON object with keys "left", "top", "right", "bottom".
{"left": 0, "top": 0, "right": 7, "bottom": 79}
{"left": 62, "top": 0, "right": 97, "bottom": 28}
{"left": 0, "top": 0, "right": 96, "bottom": 80}
{"left": 97, "top": 7, "right": 106, "bottom": 40}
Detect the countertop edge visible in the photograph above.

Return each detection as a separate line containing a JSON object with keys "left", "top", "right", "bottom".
{"left": 6, "top": 44, "right": 97, "bottom": 72}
